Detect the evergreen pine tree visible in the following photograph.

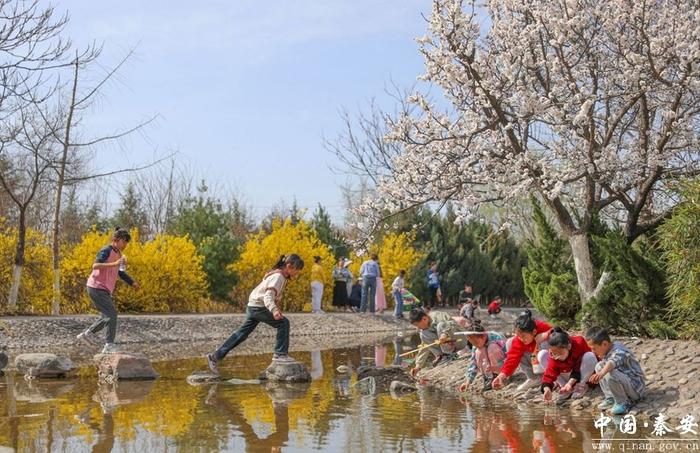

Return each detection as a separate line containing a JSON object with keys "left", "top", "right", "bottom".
{"left": 522, "top": 197, "right": 579, "bottom": 327}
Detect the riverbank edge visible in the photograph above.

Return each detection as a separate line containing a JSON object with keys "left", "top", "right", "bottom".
{"left": 418, "top": 336, "right": 700, "bottom": 423}
{"left": 0, "top": 312, "right": 414, "bottom": 369}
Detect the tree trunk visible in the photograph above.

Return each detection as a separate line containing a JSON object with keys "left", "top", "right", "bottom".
{"left": 51, "top": 57, "right": 79, "bottom": 315}
{"left": 8, "top": 212, "right": 27, "bottom": 311}
{"left": 568, "top": 234, "right": 596, "bottom": 304}
{"left": 567, "top": 233, "right": 611, "bottom": 305}
{"left": 8, "top": 265, "right": 22, "bottom": 311}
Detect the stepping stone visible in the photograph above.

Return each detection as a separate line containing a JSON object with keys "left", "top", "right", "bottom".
{"left": 258, "top": 360, "right": 311, "bottom": 383}
{"left": 95, "top": 352, "right": 159, "bottom": 382}
{"left": 186, "top": 371, "right": 223, "bottom": 385}
{"left": 14, "top": 353, "right": 75, "bottom": 378}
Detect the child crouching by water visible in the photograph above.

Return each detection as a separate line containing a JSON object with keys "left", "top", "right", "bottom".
{"left": 409, "top": 308, "right": 468, "bottom": 376}
{"left": 459, "top": 322, "right": 507, "bottom": 392}
{"left": 206, "top": 254, "right": 304, "bottom": 375}
{"left": 541, "top": 327, "right": 598, "bottom": 403}
{"left": 492, "top": 309, "right": 552, "bottom": 391}
{"left": 585, "top": 326, "right": 646, "bottom": 415}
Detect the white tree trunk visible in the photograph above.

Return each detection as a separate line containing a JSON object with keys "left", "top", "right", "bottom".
{"left": 8, "top": 265, "right": 22, "bottom": 310}
{"left": 568, "top": 234, "right": 596, "bottom": 304}
{"left": 52, "top": 271, "right": 61, "bottom": 315}
{"left": 568, "top": 233, "right": 612, "bottom": 305}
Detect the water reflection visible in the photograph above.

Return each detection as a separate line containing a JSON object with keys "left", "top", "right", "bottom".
{"left": 0, "top": 340, "right": 607, "bottom": 452}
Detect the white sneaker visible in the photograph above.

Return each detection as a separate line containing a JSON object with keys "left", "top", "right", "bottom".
{"left": 516, "top": 378, "right": 540, "bottom": 392}
{"left": 76, "top": 330, "right": 99, "bottom": 345}
{"left": 533, "top": 363, "right": 545, "bottom": 375}
{"left": 101, "top": 343, "right": 120, "bottom": 354}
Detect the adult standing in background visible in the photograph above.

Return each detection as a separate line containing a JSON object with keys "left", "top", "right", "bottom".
{"left": 391, "top": 270, "right": 406, "bottom": 319}
{"left": 332, "top": 257, "right": 351, "bottom": 311}
{"left": 343, "top": 259, "right": 353, "bottom": 300}
{"left": 375, "top": 260, "right": 387, "bottom": 314}
{"left": 359, "top": 253, "right": 380, "bottom": 314}
{"left": 310, "top": 256, "right": 325, "bottom": 314}
{"left": 426, "top": 261, "right": 441, "bottom": 310}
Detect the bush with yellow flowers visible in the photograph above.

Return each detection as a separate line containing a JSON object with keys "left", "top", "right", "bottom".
{"left": 61, "top": 229, "right": 209, "bottom": 313}
{"left": 230, "top": 218, "right": 335, "bottom": 311}
{"left": 0, "top": 219, "right": 53, "bottom": 314}
{"left": 346, "top": 231, "right": 424, "bottom": 308}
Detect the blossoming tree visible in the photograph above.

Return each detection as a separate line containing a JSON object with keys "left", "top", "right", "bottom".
{"left": 356, "top": 0, "right": 700, "bottom": 305}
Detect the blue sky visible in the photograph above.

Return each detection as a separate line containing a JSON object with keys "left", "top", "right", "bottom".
{"left": 54, "top": 1, "right": 432, "bottom": 224}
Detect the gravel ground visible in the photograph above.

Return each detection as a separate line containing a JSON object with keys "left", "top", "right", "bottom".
{"left": 0, "top": 312, "right": 413, "bottom": 368}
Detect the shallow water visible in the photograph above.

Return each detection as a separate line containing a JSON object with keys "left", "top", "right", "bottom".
{"left": 0, "top": 339, "right": 661, "bottom": 452}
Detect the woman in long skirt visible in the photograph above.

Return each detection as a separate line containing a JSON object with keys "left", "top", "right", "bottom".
{"left": 375, "top": 261, "right": 387, "bottom": 314}
{"left": 332, "top": 257, "right": 351, "bottom": 311}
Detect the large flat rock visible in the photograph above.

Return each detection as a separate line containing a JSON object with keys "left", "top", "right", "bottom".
{"left": 14, "top": 353, "right": 75, "bottom": 378}
{"left": 94, "top": 352, "right": 159, "bottom": 382}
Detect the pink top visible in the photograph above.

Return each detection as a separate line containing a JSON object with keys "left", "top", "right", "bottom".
{"left": 86, "top": 245, "right": 133, "bottom": 294}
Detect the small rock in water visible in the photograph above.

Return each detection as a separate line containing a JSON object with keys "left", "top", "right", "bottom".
{"left": 15, "top": 353, "right": 75, "bottom": 378}
{"left": 186, "top": 371, "right": 223, "bottom": 385}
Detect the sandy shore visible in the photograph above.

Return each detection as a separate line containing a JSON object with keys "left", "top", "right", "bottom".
{"left": 415, "top": 310, "right": 699, "bottom": 421}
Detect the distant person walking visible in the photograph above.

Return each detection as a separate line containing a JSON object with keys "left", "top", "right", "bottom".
{"left": 391, "top": 270, "right": 406, "bottom": 319}
{"left": 332, "top": 257, "right": 352, "bottom": 311}
{"left": 207, "top": 254, "right": 304, "bottom": 374}
{"left": 77, "top": 227, "right": 140, "bottom": 354}
{"left": 426, "top": 262, "right": 441, "bottom": 310}
{"left": 310, "top": 256, "right": 325, "bottom": 314}
{"left": 359, "top": 254, "right": 380, "bottom": 314}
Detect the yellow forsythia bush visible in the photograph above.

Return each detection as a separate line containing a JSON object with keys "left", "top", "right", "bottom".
{"left": 0, "top": 219, "right": 53, "bottom": 313}
{"left": 347, "top": 232, "right": 424, "bottom": 307}
{"left": 230, "top": 218, "right": 335, "bottom": 311}
{"left": 61, "top": 229, "right": 208, "bottom": 313}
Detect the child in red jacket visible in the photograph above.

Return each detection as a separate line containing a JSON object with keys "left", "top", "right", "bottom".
{"left": 487, "top": 297, "right": 502, "bottom": 317}
{"left": 492, "top": 309, "right": 552, "bottom": 391}
{"left": 541, "top": 327, "right": 598, "bottom": 403}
